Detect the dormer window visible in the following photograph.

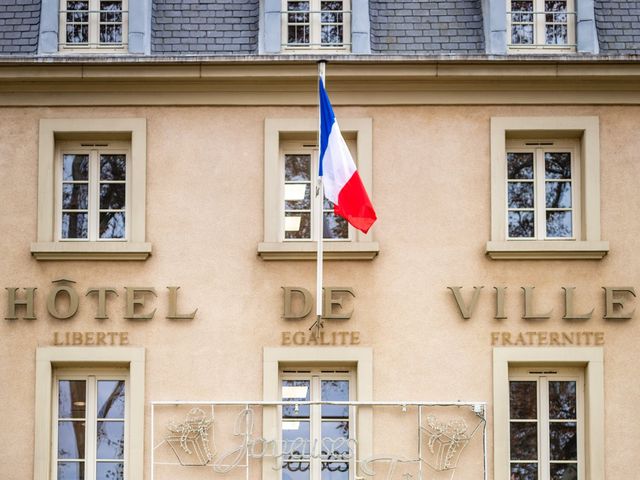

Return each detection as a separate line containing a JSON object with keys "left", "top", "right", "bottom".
{"left": 282, "top": 0, "right": 351, "bottom": 52}
{"left": 507, "top": 0, "right": 575, "bottom": 52}
{"left": 59, "top": 0, "right": 128, "bottom": 52}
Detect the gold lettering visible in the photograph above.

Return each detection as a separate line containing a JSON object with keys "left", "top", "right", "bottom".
{"left": 538, "top": 331, "right": 548, "bottom": 345}
{"left": 562, "top": 287, "right": 594, "bottom": 320}
{"left": 292, "top": 331, "right": 305, "bottom": 345}
{"left": 86, "top": 287, "right": 118, "bottom": 320}
{"left": 562, "top": 332, "right": 574, "bottom": 345}
{"left": 515, "top": 333, "right": 526, "bottom": 345}
{"left": 84, "top": 332, "right": 95, "bottom": 345}
{"left": 72, "top": 332, "right": 83, "bottom": 345}
{"left": 595, "top": 332, "right": 605, "bottom": 345}
{"left": 53, "top": 332, "right": 63, "bottom": 345}
{"left": 350, "top": 331, "right": 360, "bottom": 345}
{"left": 119, "top": 332, "right": 129, "bottom": 345}
{"left": 282, "top": 287, "right": 313, "bottom": 320}
{"left": 501, "top": 332, "right": 513, "bottom": 345}
{"left": 603, "top": 287, "right": 636, "bottom": 320}
{"left": 107, "top": 332, "right": 117, "bottom": 345}
{"left": 491, "top": 332, "right": 500, "bottom": 346}
{"left": 550, "top": 332, "right": 560, "bottom": 345}
{"left": 525, "top": 332, "right": 536, "bottom": 344}
{"left": 124, "top": 287, "right": 157, "bottom": 320}
{"left": 447, "top": 286, "right": 484, "bottom": 319}
{"left": 306, "top": 331, "right": 318, "bottom": 345}
{"left": 97, "top": 332, "right": 106, "bottom": 346}
{"left": 522, "top": 286, "right": 553, "bottom": 319}
{"left": 5, "top": 287, "right": 37, "bottom": 320}
{"left": 167, "top": 286, "right": 197, "bottom": 320}
{"left": 322, "top": 288, "right": 355, "bottom": 320}
{"left": 47, "top": 280, "right": 79, "bottom": 320}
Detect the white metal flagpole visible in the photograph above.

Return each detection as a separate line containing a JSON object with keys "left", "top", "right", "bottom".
{"left": 314, "top": 60, "right": 327, "bottom": 333}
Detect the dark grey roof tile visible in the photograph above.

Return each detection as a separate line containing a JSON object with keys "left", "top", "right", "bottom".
{"left": 596, "top": 1, "right": 640, "bottom": 54}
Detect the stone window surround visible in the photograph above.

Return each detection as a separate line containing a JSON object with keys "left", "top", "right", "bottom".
{"left": 259, "top": 117, "right": 378, "bottom": 260}
{"left": 482, "top": 0, "right": 598, "bottom": 54}
{"left": 34, "top": 347, "right": 145, "bottom": 480}
{"left": 486, "top": 116, "right": 609, "bottom": 260}
{"left": 493, "top": 347, "right": 604, "bottom": 480}
{"left": 261, "top": 0, "right": 371, "bottom": 54}
{"left": 262, "top": 346, "right": 373, "bottom": 480}
{"left": 31, "top": 118, "right": 151, "bottom": 261}
{"left": 38, "top": 0, "right": 152, "bottom": 54}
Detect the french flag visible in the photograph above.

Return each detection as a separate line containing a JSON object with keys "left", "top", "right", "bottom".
{"left": 319, "top": 79, "right": 377, "bottom": 234}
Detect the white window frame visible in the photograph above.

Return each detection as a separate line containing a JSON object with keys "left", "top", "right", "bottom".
{"left": 508, "top": 366, "right": 584, "bottom": 480}
{"left": 281, "top": 140, "right": 354, "bottom": 243}
{"left": 56, "top": 141, "right": 131, "bottom": 243}
{"left": 52, "top": 368, "right": 129, "bottom": 480}
{"left": 505, "top": 139, "right": 581, "bottom": 241}
{"left": 59, "top": 0, "right": 129, "bottom": 53}
{"left": 34, "top": 347, "right": 145, "bottom": 480}
{"left": 279, "top": 367, "right": 356, "bottom": 480}
{"left": 506, "top": 0, "right": 576, "bottom": 53}
{"left": 493, "top": 347, "right": 604, "bottom": 480}
{"left": 487, "top": 116, "right": 608, "bottom": 260}
{"left": 281, "top": 0, "right": 351, "bottom": 53}
{"left": 263, "top": 347, "right": 373, "bottom": 480}
{"left": 32, "top": 118, "right": 151, "bottom": 261}
{"left": 260, "top": 118, "right": 377, "bottom": 260}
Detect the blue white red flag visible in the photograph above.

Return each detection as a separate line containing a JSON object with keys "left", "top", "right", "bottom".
{"left": 319, "top": 79, "right": 377, "bottom": 233}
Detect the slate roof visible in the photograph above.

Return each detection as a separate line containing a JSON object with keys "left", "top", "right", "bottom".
{"left": 369, "top": 0, "right": 485, "bottom": 54}
{"left": 1, "top": 0, "right": 640, "bottom": 57}
{"left": 595, "top": 1, "right": 640, "bottom": 55}
{"left": 0, "top": 0, "right": 39, "bottom": 54}
{"left": 151, "top": 0, "right": 258, "bottom": 54}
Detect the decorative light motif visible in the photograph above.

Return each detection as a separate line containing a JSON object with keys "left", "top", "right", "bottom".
{"left": 165, "top": 408, "right": 215, "bottom": 466}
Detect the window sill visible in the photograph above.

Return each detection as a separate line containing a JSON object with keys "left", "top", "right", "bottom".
{"left": 31, "top": 242, "right": 152, "bottom": 261}
{"left": 258, "top": 242, "right": 379, "bottom": 261}
{"left": 485, "top": 241, "right": 609, "bottom": 260}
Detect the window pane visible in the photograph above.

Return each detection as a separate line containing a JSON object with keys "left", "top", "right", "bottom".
{"left": 59, "top": 380, "right": 87, "bottom": 418}
{"left": 285, "top": 212, "right": 311, "bottom": 239}
{"left": 289, "top": 25, "right": 310, "bottom": 44}
{"left": 545, "top": 182, "right": 571, "bottom": 208}
{"left": 66, "top": 24, "right": 89, "bottom": 44}
{"left": 97, "top": 380, "right": 125, "bottom": 419}
{"left": 282, "top": 421, "right": 310, "bottom": 457}
{"left": 321, "top": 421, "right": 349, "bottom": 455}
{"left": 100, "top": 24, "right": 123, "bottom": 44}
{"left": 322, "top": 462, "right": 349, "bottom": 480}
{"left": 63, "top": 154, "right": 89, "bottom": 181}
{"left": 283, "top": 462, "right": 310, "bottom": 480}
{"left": 510, "top": 463, "right": 537, "bottom": 480}
{"left": 58, "top": 421, "right": 86, "bottom": 459}
{"left": 511, "top": 0, "right": 533, "bottom": 21}
{"left": 508, "top": 211, "right": 534, "bottom": 238}
{"left": 99, "top": 212, "right": 126, "bottom": 239}
{"left": 285, "top": 184, "right": 311, "bottom": 210}
{"left": 62, "top": 213, "right": 88, "bottom": 239}
{"left": 507, "top": 153, "right": 534, "bottom": 179}
{"left": 550, "top": 463, "right": 577, "bottom": 480}
{"left": 321, "top": 1, "right": 343, "bottom": 22}
{"left": 321, "top": 380, "right": 349, "bottom": 418}
{"left": 549, "top": 422, "right": 577, "bottom": 460}
{"left": 96, "top": 421, "right": 125, "bottom": 459}
{"left": 545, "top": 153, "right": 571, "bottom": 178}
{"left": 100, "top": 1, "right": 123, "bottom": 22}
{"left": 66, "top": 1, "right": 89, "bottom": 21}
{"left": 285, "top": 155, "right": 311, "bottom": 181}
{"left": 283, "top": 380, "right": 310, "bottom": 417}
{"left": 549, "top": 381, "right": 576, "bottom": 419}
{"left": 508, "top": 182, "right": 534, "bottom": 208}
{"left": 545, "top": 25, "right": 567, "bottom": 44}
{"left": 99, "top": 184, "right": 126, "bottom": 209}
{"left": 546, "top": 211, "right": 572, "bottom": 238}
{"left": 510, "top": 423, "right": 538, "bottom": 460}
{"left": 545, "top": 0, "right": 568, "bottom": 22}
{"left": 96, "top": 462, "right": 124, "bottom": 480}
{"left": 58, "top": 461, "right": 85, "bottom": 480}
{"left": 509, "top": 381, "right": 537, "bottom": 419}
{"left": 63, "top": 184, "right": 89, "bottom": 210}
{"left": 321, "top": 25, "right": 343, "bottom": 45}
{"left": 100, "top": 155, "right": 126, "bottom": 180}
{"left": 323, "top": 212, "right": 348, "bottom": 239}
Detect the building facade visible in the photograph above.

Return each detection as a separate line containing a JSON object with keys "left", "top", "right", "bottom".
{"left": 1, "top": 1, "right": 640, "bottom": 480}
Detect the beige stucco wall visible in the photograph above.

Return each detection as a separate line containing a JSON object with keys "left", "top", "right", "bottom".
{"left": 1, "top": 100, "right": 639, "bottom": 479}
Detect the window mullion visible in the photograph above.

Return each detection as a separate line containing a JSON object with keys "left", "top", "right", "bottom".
{"left": 86, "top": 375, "right": 97, "bottom": 480}
{"left": 311, "top": 374, "right": 321, "bottom": 480}
{"left": 89, "top": 150, "right": 99, "bottom": 241}
{"left": 311, "top": 0, "right": 320, "bottom": 47}
{"left": 539, "top": 377, "right": 551, "bottom": 480}
{"left": 535, "top": 148, "right": 545, "bottom": 240}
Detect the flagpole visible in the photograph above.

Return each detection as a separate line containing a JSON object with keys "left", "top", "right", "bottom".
{"left": 315, "top": 60, "right": 327, "bottom": 331}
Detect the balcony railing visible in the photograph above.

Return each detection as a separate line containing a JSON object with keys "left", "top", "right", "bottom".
{"left": 151, "top": 400, "right": 487, "bottom": 480}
